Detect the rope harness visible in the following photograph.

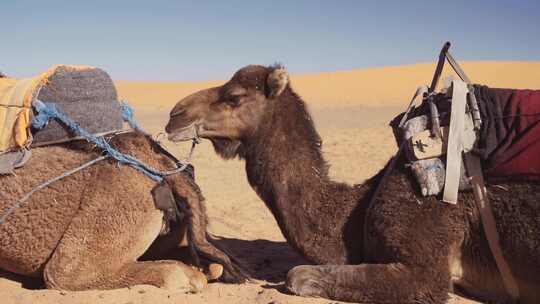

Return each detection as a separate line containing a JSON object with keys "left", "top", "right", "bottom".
{"left": 0, "top": 101, "right": 197, "bottom": 224}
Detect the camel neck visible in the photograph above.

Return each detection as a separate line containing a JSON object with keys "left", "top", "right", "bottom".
{"left": 242, "top": 94, "right": 371, "bottom": 264}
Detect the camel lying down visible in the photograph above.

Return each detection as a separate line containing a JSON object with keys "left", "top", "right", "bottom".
{"left": 166, "top": 65, "right": 540, "bottom": 303}
{"left": 0, "top": 132, "right": 246, "bottom": 291}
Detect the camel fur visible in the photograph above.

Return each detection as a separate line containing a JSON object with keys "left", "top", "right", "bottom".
{"left": 165, "top": 65, "right": 540, "bottom": 303}
{"left": 0, "top": 132, "right": 244, "bottom": 291}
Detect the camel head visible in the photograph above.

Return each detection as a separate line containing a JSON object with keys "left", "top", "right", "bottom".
{"left": 166, "top": 65, "right": 289, "bottom": 159}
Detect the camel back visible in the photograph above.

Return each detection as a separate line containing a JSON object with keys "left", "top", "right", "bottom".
{"left": 0, "top": 65, "right": 123, "bottom": 153}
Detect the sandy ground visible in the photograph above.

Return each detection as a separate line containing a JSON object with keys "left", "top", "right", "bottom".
{"left": 2, "top": 61, "right": 539, "bottom": 303}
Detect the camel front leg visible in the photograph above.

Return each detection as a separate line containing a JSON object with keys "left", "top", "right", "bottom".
{"left": 164, "top": 174, "right": 249, "bottom": 283}
{"left": 286, "top": 263, "right": 450, "bottom": 303}
{"left": 43, "top": 200, "right": 207, "bottom": 291}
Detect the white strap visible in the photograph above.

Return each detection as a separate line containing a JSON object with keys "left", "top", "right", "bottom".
{"left": 443, "top": 80, "right": 469, "bottom": 204}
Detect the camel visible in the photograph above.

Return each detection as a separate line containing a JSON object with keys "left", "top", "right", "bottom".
{"left": 0, "top": 132, "right": 245, "bottom": 291}
{"left": 165, "top": 65, "right": 540, "bottom": 303}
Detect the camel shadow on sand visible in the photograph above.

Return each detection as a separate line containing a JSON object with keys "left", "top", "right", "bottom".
{"left": 0, "top": 270, "right": 43, "bottom": 290}
{"left": 212, "top": 237, "right": 309, "bottom": 283}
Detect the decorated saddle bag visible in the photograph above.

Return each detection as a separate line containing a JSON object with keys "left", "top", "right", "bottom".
{"left": 393, "top": 81, "right": 475, "bottom": 199}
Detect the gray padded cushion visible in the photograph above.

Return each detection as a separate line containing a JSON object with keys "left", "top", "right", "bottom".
{"left": 32, "top": 66, "right": 123, "bottom": 144}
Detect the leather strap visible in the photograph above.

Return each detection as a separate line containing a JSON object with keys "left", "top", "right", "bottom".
{"left": 427, "top": 42, "right": 451, "bottom": 138}
{"left": 441, "top": 45, "right": 519, "bottom": 300}
{"left": 429, "top": 42, "right": 451, "bottom": 93}
{"left": 464, "top": 153, "right": 520, "bottom": 302}
{"left": 445, "top": 51, "right": 472, "bottom": 85}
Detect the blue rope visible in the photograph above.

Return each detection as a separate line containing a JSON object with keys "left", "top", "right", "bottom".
{"left": 33, "top": 100, "right": 165, "bottom": 182}
{"left": 120, "top": 101, "right": 146, "bottom": 134}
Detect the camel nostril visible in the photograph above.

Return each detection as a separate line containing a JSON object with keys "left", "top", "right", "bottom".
{"left": 170, "top": 108, "right": 185, "bottom": 118}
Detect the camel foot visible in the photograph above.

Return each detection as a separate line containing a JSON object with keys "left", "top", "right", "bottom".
{"left": 146, "top": 261, "right": 207, "bottom": 292}
{"left": 205, "top": 263, "right": 224, "bottom": 281}
{"left": 286, "top": 265, "right": 329, "bottom": 298}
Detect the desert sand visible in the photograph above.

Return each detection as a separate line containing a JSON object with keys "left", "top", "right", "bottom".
{"left": 2, "top": 61, "right": 539, "bottom": 304}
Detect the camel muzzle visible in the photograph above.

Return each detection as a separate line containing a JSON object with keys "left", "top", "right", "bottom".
{"left": 167, "top": 124, "right": 199, "bottom": 142}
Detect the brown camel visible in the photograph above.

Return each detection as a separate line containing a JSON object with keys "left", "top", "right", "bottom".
{"left": 165, "top": 65, "right": 540, "bottom": 303}
{"left": 0, "top": 132, "right": 244, "bottom": 291}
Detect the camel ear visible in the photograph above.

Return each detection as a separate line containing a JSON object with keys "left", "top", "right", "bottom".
{"left": 266, "top": 68, "right": 289, "bottom": 98}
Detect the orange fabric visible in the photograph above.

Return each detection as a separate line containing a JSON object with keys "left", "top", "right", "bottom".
{"left": 0, "top": 77, "right": 36, "bottom": 152}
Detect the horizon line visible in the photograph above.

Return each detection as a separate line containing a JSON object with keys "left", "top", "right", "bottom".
{"left": 112, "top": 60, "right": 540, "bottom": 83}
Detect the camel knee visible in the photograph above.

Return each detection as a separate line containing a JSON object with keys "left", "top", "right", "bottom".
{"left": 43, "top": 260, "right": 92, "bottom": 290}
{"left": 43, "top": 258, "right": 116, "bottom": 291}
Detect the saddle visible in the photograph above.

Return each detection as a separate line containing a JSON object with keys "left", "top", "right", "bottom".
{"left": 0, "top": 65, "right": 123, "bottom": 174}
{"left": 393, "top": 50, "right": 540, "bottom": 200}
{"left": 387, "top": 42, "right": 529, "bottom": 302}
{"left": 0, "top": 65, "right": 193, "bottom": 236}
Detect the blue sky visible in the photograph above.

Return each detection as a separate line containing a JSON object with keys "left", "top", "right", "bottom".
{"left": 1, "top": 0, "right": 539, "bottom": 81}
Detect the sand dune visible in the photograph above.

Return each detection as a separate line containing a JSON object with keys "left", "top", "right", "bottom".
{"left": 117, "top": 61, "right": 540, "bottom": 109}
{"left": 2, "top": 61, "right": 538, "bottom": 304}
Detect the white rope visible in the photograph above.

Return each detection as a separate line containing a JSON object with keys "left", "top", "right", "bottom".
{"left": 0, "top": 155, "right": 108, "bottom": 224}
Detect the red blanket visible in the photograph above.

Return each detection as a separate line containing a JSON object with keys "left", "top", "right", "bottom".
{"left": 474, "top": 85, "right": 540, "bottom": 180}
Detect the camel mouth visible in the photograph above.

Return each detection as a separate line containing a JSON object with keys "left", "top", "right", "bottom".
{"left": 167, "top": 124, "right": 199, "bottom": 142}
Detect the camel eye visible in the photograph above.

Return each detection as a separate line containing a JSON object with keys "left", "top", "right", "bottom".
{"left": 228, "top": 94, "right": 243, "bottom": 106}
{"left": 223, "top": 86, "right": 247, "bottom": 106}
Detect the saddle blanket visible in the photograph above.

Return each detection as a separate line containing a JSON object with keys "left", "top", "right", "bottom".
{"left": 475, "top": 85, "right": 540, "bottom": 180}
